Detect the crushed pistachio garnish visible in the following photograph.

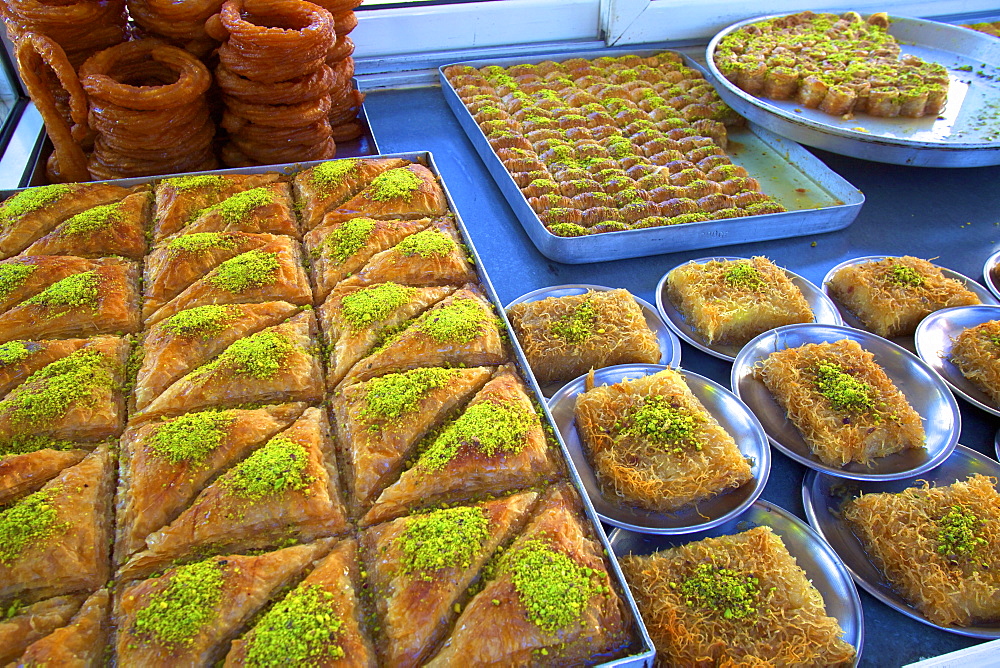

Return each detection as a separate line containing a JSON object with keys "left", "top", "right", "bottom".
{"left": 221, "top": 436, "right": 312, "bottom": 499}
{"left": 0, "top": 434, "right": 76, "bottom": 457}
{"left": 207, "top": 250, "right": 280, "bottom": 293}
{"left": 677, "top": 563, "right": 759, "bottom": 620}
{"left": 0, "top": 263, "right": 36, "bottom": 302}
{"left": 396, "top": 229, "right": 454, "bottom": 258}
{"left": 59, "top": 203, "right": 121, "bottom": 237}
{"left": 723, "top": 262, "right": 766, "bottom": 290}
{"left": 161, "top": 304, "right": 243, "bottom": 338}
{"left": 0, "top": 185, "right": 71, "bottom": 227}
{"left": 193, "top": 329, "right": 294, "bottom": 380}
{"left": 550, "top": 297, "right": 598, "bottom": 344}
{"left": 417, "top": 298, "right": 491, "bottom": 344}
{"left": 132, "top": 559, "right": 225, "bottom": 646}
{"left": 623, "top": 395, "right": 702, "bottom": 453}
{"left": 25, "top": 271, "right": 99, "bottom": 315}
{"left": 311, "top": 158, "right": 358, "bottom": 189}
{"left": 0, "top": 340, "right": 32, "bottom": 366}
{"left": 194, "top": 187, "right": 273, "bottom": 225}
{"left": 366, "top": 168, "right": 423, "bottom": 202}
{"left": 341, "top": 282, "right": 416, "bottom": 330}
{"left": 1, "top": 350, "right": 113, "bottom": 428}
{"left": 167, "top": 232, "right": 239, "bottom": 254}
{"left": 502, "top": 538, "right": 597, "bottom": 633}
{"left": 360, "top": 367, "right": 459, "bottom": 424}
{"left": 937, "top": 505, "right": 987, "bottom": 559}
{"left": 888, "top": 264, "right": 925, "bottom": 287}
{"left": 148, "top": 410, "right": 235, "bottom": 464}
{"left": 814, "top": 361, "right": 875, "bottom": 413}
{"left": 162, "top": 174, "right": 224, "bottom": 192}
{"left": 400, "top": 506, "right": 490, "bottom": 580}
{"left": 419, "top": 399, "right": 534, "bottom": 471}
{"left": 0, "top": 487, "right": 64, "bottom": 565}
{"left": 323, "top": 217, "right": 377, "bottom": 264}
{"left": 245, "top": 584, "right": 344, "bottom": 666}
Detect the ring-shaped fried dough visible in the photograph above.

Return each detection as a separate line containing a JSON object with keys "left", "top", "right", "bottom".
{"left": 222, "top": 94, "right": 332, "bottom": 126}
{"left": 332, "top": 10, "right": 357, "bottom": 35}
{"left": 224, "top": 116, "right": 332, "bottom": 144}
{"left": 204, "top": 11, "right": 229, "bottom": 41}
{"left": 217, "top": 41, "right": 328, "bottom": 83}
{"left": 330, "top": 120, "right": 363, "bottom": 142}
{"left": 326, "top": 35, "right": 354, "bottom": 63}
{"left": 310, "top": 0, "right": 362, "bottom": 14}
{"left": 220, "top": 0, "right": 334, "bottom": 48}
{"left": 216, "top": 63, "right": 334, "bottom": 104}
{"left": 230, "top": 136, "right": 336, "bottom": 163}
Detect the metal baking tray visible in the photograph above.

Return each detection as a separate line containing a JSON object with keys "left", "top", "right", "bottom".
{"left": 706, "top": 15, "right": 1000, "bottom": 167}
{"left": 438, "top": 48, "right": 864, "bottom": 264}
{"left": 0, "top": 151, "right": 656, "bottom": 667}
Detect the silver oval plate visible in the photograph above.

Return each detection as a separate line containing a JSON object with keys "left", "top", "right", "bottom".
{"left": 983, "top": 248, "right": 1000, "bottom": 302}
{"left": 548, "top": 363, "right": 769, "bottom": 534}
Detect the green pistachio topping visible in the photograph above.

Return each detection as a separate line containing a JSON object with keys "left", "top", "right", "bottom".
{"left": 197, "top": 187, "right": 273, "bottom": 225}
{"left": 60, "top": 203, "right": 121, "bottom": 237}
{"left": 0, "top": 487, "right": 64, "bottom": 565}
{"left": 417, "top": 298, "right": 492, "bottom": 344}
{"left": 723, "top": 262, "right": 765, "bottom": 290}
{"left": 311, "top": 158, "right": 358, "bottom": 189}
{"left": 148, "top": 410, "right": 235, "bottom": 464}
{"left": 623, "top": 395, "right": 702, "bottom": 452}
{"left": 194, "top": 329, "right": 294, "bottom": 380}
{"left": 0, "top": 340, "right": 32, "bottom": 366}
{"left": 548, "top": 223, "right": 589, "bottom": 237}
{"left": 0, "top": 185, "right": 71, "bottom": 227}
{"left": 161, "top": 304, "right": 243, "bottom": 338}
{"left": 400, "top": 506, "right": 490, "bottom": 579}
{"left": 419, "top": 399, "right": 534, "bottom": 471}
{"left": 167, "top": 232, "right": 238, "bottom": 254}
{"left": 0, "top": 434, "right": 76, "bottom": 457}
{"left": 341, "top": 282, "right": 416, "bottom": 330}
{"left": 25, "top": 271, "right": 99, "bottom": 315}
{"left": 937, "top": 505, "right": 987, "bottom": 559}
{"left": 162, "top": 174, "right": 224, "bottom": 192}
{"left": 549, "top": 297, "right": 598, "bottom": 344}
{"left": 324, "top": 217, "right": 377, "bottom": 264}
{"left": 222, "top": 436, "right": 311, "bottom": 499}
{"left": 814, "top": 361, "right": 875, "bottom": 413}
{"left": 367, "top": 168, "right": 423, "bottom": 202}
{"left": 888, "top": 264, "right": 925, "bottom": 287}
{"left": 1, "top": 350, "right": 113, "bottom": 428}
{"left": 245, "top": 584, "right": 344, "bottom": 666}
{"left": 678, "top": 563, "right": 759, "bottom": 620}
{"left": 396, "top": 229, "right": 455, "bottom": 258}
{"left": 0, "top": 263, "right": 36, "bottom": 302}
{"left": 361, "top": 367, "right": 459, "bottom": 423}
{"left": 208, "top": 250, "right": 280, "bottom": 293}
{"left": 133, "top": 559, "right": 225, "bottom": 646}
{"left": 503, "top": 538, "right": 597, "bottom": 633}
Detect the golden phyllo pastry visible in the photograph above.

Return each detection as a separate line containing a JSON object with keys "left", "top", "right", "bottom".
{"left": 0, "top": 593, "right": 87, "bottom": 664}
{"left": 152, "top": 172, "right": 282, "bottom": 241}
{"left": 330, "top": 164, "right": 448, "bottom": 222}
{"left": 362, "top": 492, "right": 539, "bottom": 667}
{"left": 952, "top": 320, "right": 1000, "bottom": 404}
{"left": 293, "top": 156, "right": 410, "bottom": 231}
{"left": 666, "top": 257, "right": 813, "bottom": 344}
{"left": 0, "top": 255, "right": 105, "bottom": 314}
{"left": 11, "top": 587, "right": 110, "bottom": 667}
{"left": 21, "top": 190, "right": 150, "bottom": 260}
{"left": 0, "top": 444, "right": 88, "bottom": 506}
{"left": 507, "top": 288, "right": 660, "bottom": 385}
{"left": 826, "top": 256, "right": 981, "bottom": 338}
{"left": 754, "top": 338, "right": 925, "bottom": 466}
{"left": 180, "top": 181, "right": 300, "bottom": 238}
{"left": 0, "top": 337, "right": 92, "bottom": 398}
{"left": 574, "top": 367, "right": 751, "bottom": 512}
{"left": 426, "top": 484, "right": 630, "bottom": 665}
{"left": 842, "top": 474, "right": 1000, "bottom": 626}
{"left": 619, "top": 526, "right": 855, "bottom": 666}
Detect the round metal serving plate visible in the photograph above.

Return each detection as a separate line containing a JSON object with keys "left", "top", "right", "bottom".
{"left": 731, "top": 323, "right": 960, "bottom": 480}
{"left": 656, "top": 256, "right": 842, "bottom": 361}
{"left": 914, "top": 304, "right": 1000, "bottom": 418}
{"left": 995, "top": 427, "right": 1000, "bottom": 461}
{"left": 706, "top": 14, "right": 1000, "bottom": 167}
{"left": 803, "top": 445, "right": 1000, "bottom": 638}
{"left": 821, "top": 255, "right": 998, "bottom": 354}
{"left": 505, "top": 284, "right": 681, "bottom": 397}
{"left": 608, "top": 500, "right": 864, "bottom": 663}
{"left": 983, "top": 247, "right": 1000, "bottom": 301}
{"left": 548, "top": 363, "right": 769, "bottom": 534}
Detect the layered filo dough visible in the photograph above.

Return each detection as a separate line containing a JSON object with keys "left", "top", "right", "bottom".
{"left": 0, "top": 446, "right": 88, "bottom": 506}
{"left": 0, "top": 255, "right": 105, "bottom": 314}
{"left": 21, "top": 190, "right": 150, "bottom": 260}
{"left": 152, "top": 172, "right": 283, "bottom": 241}
{"left": 10, "top": 587, "right": 110, "bottom": 668}
{"left": 0, "top": 593, "right": 88, "bottom": 664}
{"left": 293, "top": 156, "right": 410, "bottom": 231}
{"left": 321, "top": 164, "right": 449, "bottom": 224}
{"left": 0, "top": 336, "right": 92, "bottom": 398}
{"left": 178, "top": 181, "right": 300, "bottom": 239}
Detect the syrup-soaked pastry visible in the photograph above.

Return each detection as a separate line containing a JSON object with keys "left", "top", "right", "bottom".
{"left": 332, "top": 366, "right": 493, "bottom": 517}
{"left": 0, "top": 593, "right": 87, "bottom": 664}
{"left": 224, "top": 538, "right": 377, "bottom": 668}
{"left": 338, "top": 220, "right": 478, "bottom": 290}
{"left": 425, "top": 484, "right": 630, "bottom": 666}
{"left": 20, "top": 191, "right": 150, "bottom": 261}
{"left": 115, "top": 542, "right": 332, "bottom": 667}
{"left": 0, "top": 337, "right": 129, "bottom": 444}
{"left": 362, "top": 366, "right": 560, "bottom": 527}
{"left": 144, "top": 236, "right": 312, "bottom": 326}
{"left": 343, "top": 285, "right": 506, "bottom": 386}
{"left": 0, "top": 445, "right": 113, "bottom": 603}
{"left": 327, "top": 164, "right": 448, "bottom": 222}
{"left": 292, "top": 157, "right": 410, "bottom": 231}
{"left": 142, "top": 231, "right": 279, "bottom": 321}
{"left": 0, "top": 256, "right": 104, "bottom": 315}
{"left": 320, "top": 283, "right": 455, "bottom": 387}
{"left": 0, "top": 183, "right": 138, "bottom": 259}
{"left": 121, "top": 408, "right": 348, "bottom": 580}
{"left": 0, "top": 337, "right": 91, "bottom": 398}
{"left": 152, "top": 172, "right": 283, "bottom": 242}
{"left": 133, "top": 301, "right": 301, "bottom": 411}
{"left": 362, "top": 492, "right": 539, "bottom": 668}
{"left": 304, "top": 216, "right": 433, "bottom": 303}
{"left": 180, "top": 182, "right": 300, "bottom": 239}
{"left": 0, "top": 259, "right": 141, "bottom": 344}
{"left": 133, "top": 311, "right": 324, "bottom": 421}
{"left": 0, "top": 446, "right": 88, "bottom": 506}
{"left": 11, "top": 587, "right": 110, "bottom": 667}
{"left": 115, "top": 403, "right": 307, "bottom": 565}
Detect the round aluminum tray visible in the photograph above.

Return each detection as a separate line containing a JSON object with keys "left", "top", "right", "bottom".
{"left": 983, "top": 247, "right": 1000, "bottom": 301}
{"left": 731, "top": 323, "right": 960, "bottom": 480}
{"left": 803, "top": 445, "right": 1000, "bottom": 638}
{"left": 706, "top": 14, "right": 1000, "bottom": 167}
{"left": 656, "top": 256, "right": 842, "bottom": 361}
{"left": 548, "top": 364, "right": 769, "bottom": 534}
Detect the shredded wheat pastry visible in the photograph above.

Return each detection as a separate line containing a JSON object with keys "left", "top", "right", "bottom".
{"left": 951, "top": 319, "right": 1000, "bottom": 405}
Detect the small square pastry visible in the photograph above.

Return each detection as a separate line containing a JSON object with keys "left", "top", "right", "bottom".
{"left": 506, "top": 288, "right": 660, "bottom": 385}
{"left": 619, "top": 526, "right": 856, "bottom": 666}
{"left": 826, "top": 256, "right": 981, "bottom": 338}
{"left": 21, "top": 190, "right": 150, "bottom": 260}
{"left": 292, "top": 157, "right": 410, "bottom": 231}
{"left": 842, "top": 474, "right": 1000, "bottom": 626}
{"left": 754, "top": 338, "right": 925, "bottom": 466}
{"left": 950, "top": 319, "right": 1000, "bottom": 405}
{"left": 574, "top": 367, "right": 752, "bottom": 512}
{"left": 666, "top": 256, "right": 813, "bottom": 344}
{"left": 152, "top": 172, "right": 282, "bottom": 241}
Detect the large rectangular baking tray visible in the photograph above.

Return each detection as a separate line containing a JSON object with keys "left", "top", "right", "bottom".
{"left": 0, "top": 151, "right": 656, "bottom": 667}
{"left": 438, "top": 48, "right": 864, "bottom": 264}
{"left": 706, "top": 15, "right": 1000, "bottom": 167}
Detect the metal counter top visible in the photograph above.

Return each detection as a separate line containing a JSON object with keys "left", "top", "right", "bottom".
{"left": 364, "top": 84, "right": 1000, "bottom": 667}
